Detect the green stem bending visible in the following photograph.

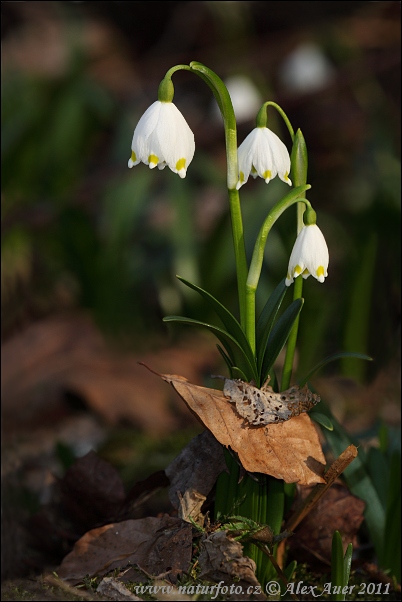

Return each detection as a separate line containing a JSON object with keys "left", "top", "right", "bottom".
{"left": 245, "top": 186, "right": 311, "bottom": 353}
{"left": 257, "top": 102, "right": 295, "bottom": 142}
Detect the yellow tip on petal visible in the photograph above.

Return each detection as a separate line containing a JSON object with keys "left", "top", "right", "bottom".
{"left": 176, "top": 158, "right": 187, "bottom": 174}
{"left": 148, "top": 154, "right": 159, "bottom": 168}
{"left": 262, "top": 170, "right": 272, "bottom": 181}
{"left": 284, "top": 171, "right": 289, "bottom": 181}
{"left": 316, "top": 266, "right": 326, "bottom": 282}
{"left": 294, "top": 265, "right": 303, "bottom": 276}
{"left": 131, "top": 150, "right": 137, "bottom": 163}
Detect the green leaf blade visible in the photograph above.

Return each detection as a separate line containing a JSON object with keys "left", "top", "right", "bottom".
{"left": 256, "top": 278, "right": 288, "bottom": 372}
{"left": 260, "top": 298, "right": 304, "bottom": 385}
{"left": 163, "top": 315, "right": 257, "bottom": 382}
{"left": 176, "top": 276, "right": 257, "bottom": 372}
{"left": 299, "top": 352, "right": 372, "bottom": 387}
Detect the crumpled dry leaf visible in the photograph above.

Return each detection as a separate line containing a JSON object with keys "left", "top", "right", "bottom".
{"left": 157, "top": 373, "right": 325, "bottom": 485}
{"left": 221, "top": 377, "right": 320, "bottom": 425}
{"left": 198, "top": 531, "right": 266, "bottom": 600}
{"left": 57, "top": 515, "right": 192, "bottom": 585}
{"left": 165, "top": 430, "right": 226, "bottom": 524}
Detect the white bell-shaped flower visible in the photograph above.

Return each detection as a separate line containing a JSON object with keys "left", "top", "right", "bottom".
{"left": 128, "top": 100, "right": 195, "bottom": 178}
{"left": 236, "top": 127, "right": 292, "bottom": 189}
{"left": 285, "top": 224, "right": 329, "bottom": 286}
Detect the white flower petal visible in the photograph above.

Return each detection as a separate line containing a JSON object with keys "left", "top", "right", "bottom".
{"left": 129, "top": 101, "right": 195, "bottom": 177}
{"left": 286, "top": 224, "right": 329, "bottom": 286}
{"left": 237, "top": 126, "right": 291, "bottom": 189}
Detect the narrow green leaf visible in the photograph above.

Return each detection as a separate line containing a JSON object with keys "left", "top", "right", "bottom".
{"left": 310, "top": 411, "right": 334, "bottom": 431}
{"left": 176, "top": 276, "right": 257, "bottom": 371}
{"left": 260, "top": 298, "right": 304, "bottom": 385}
{"left": 331, "top": 531, "right": 346, "bottom": 600}
{"left": 216, "top": 344, "right": 234, "bottom": 376}
{"left": 163, "top": 315, "right": 257, "bottom": 382}
{"left": 231, "top": 366, "right": 249, "bottom": 381}
{"left": 343, "top": 543, "right": 353, "bottom": 586}
{"left": 299, "top": 352, "right": 372, "bottom": 387}
{"left": 256, "top": 278, "right": 288, "bottom": 372}
{"left": 366, "top": 447, "right": 390, "bottom": 510}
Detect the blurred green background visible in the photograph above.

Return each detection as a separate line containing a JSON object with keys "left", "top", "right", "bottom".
{"left": 2, "top": 0, "right": 400, "bottom": 386}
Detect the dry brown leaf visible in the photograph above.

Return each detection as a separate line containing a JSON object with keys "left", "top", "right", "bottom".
{"left": 57, "top": 515, "right": 192, "bottom": 585}
{"left": 157, "top": 373, "right": 325, "bottom": 485}
{"left": 288, "top": 482, "right": 365, "bottom": 565}
{"left": 198, "top": 531, "right": 266, "bottom": 600}
{"left": 165, "top": 430, "right": 226, "bottom": 524}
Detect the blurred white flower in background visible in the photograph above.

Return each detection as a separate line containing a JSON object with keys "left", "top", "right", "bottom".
{"left": 280, "top": 42, "right": 335, "bottom": 94}
{"left": 212, "top": 74, "right": 262, "bottom": 124}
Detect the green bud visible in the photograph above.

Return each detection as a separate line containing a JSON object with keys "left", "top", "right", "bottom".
{"left": 303, "top": 206, "right": 316, "bottom": 225}
{"left": 158, "top": 77, "right": 174, "bottom": 102}
{"left": 255, "top": 104, "right": 268, "bottom": 128}
{"left": 290, "top": 129, "right": 308, "bottom": 187}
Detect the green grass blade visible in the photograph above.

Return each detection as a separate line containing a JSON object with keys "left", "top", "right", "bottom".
{"left": 366, "top": 447, "right": 390, "bottom": 510}
{"left": 309, "top": 411, "right": 334, "bottom": 431}
{"left": 331, "top": 530, "right": 346, "bottom": 601}
{"left": 299, "top": 352, "right": 372, "bottom": 387}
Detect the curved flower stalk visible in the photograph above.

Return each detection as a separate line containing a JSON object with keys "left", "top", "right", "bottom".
{"left": 285, "top": 221, "right": 329, "bottom": 286}
{"left": 128, "top": 100, "right": 195, "bottom": 178}
{"left": 236, "top": 126, "right": 292, "bottom": 189}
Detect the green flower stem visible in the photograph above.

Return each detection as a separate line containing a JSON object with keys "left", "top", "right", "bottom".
{"left": 245, "top": 185, "right": 311, "bottom": 353}
{"left": 189, "top": 61, "right": 248, "bottom": 330}
{"left": 256, "top": 102, "right": 295, "bottom": 142}
{"left": 281, "top": 130, "right": 308, "bottom": 390}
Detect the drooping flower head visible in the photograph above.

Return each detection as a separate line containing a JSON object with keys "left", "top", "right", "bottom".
{"left": 236, "top": 103, "right": 292, "bottom": 190}
{"left": 128, "top": 77, "right": 195, "bottom": 178}
{"left": 285, "top": 208, "right": 329, "bottom": 286}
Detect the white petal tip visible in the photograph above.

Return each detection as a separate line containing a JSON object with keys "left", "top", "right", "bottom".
{"left": 128, "top": 160, "right": 134, "bottom": 168}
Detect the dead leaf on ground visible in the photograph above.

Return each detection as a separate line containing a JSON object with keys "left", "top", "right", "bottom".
{"left": 165, "top": 430, "right": 226, "bottom": 524}
{"left": 288, "top": 482, "right": 365, "bottom": 565}
{"left": 57, "top": 451, "right": 126, "bottom": 528}
{"left": 57, "top": 515, "right": 193, "bottom": 585}
{"left": 198, "top": 531, "right": 266, "bottom": 600}
{"left": 96, "top": 576, "right": 142, "bottom": 600}
{"left": 156, "top": 372, "right": 325, "bottom": 485}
